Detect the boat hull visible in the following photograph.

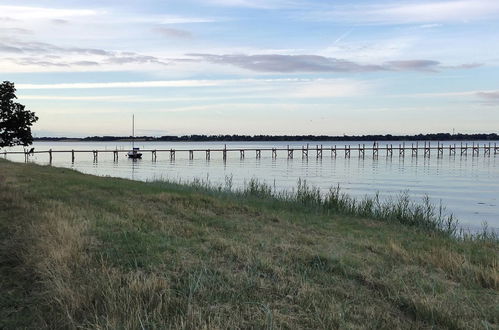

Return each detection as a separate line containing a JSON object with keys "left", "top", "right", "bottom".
{"left": 127, "top": 152, "right": 142, "bottom": 159}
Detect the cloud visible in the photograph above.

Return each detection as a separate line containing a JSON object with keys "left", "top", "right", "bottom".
{"left": 51, "top": 19, "right": 69, "bottom": 25}
{"left": 291, "top": 79, "right": 370, "bottom": 98}
{"left": 476, "top": 91, "right": 499, "bottom": 101}
{"left": 419, "top": 23, "right": 443, "bottom": 29}
{"left": 196, "top": 0, "right": 296, "bottom": 9}
{"left": 0, "top": 37, "right": 169, "bottom": 68}
{"left": 0, "top": 38, "right": 112, "bottom": 56}
{"left": 17, "top": 80, "right": 224, "bottom": 89}
{"left": 0, "top": 44, "right": 23, "bottom": 53}
{"left": 443, "top": 63, "right": 483, "bottom": 69}
{"left": 188, "top": 53, "right": 475, "bottom": 73}
{"left": 391, "top": 89, "right": 499, "bottom": 105}
{"left": 21, "top": 95, "right": 135, "bottom": 101}
{"left": 71, "top": 60, "right": 99, "bottom": 66}
{"left": 17, "top": 78, "right": 371, "bottom": 102}
{"left": 105, "top": 54, "right": 167, "bottom": 65}
{"left": 155, "top": 27, "right": 193, "bottom": 39}
{"left": 0, "top": 27, "right": 33, "bottom": 35}
{"left": 385, "top": 60, "right": 440, "bottom": 72}
{"left": 307, "top": 0, "right": 499, "bottom": 25}
{"left": 128, "top": 14, "right": 217, "bottom": 25}
{"left": 0, "top": 5, "right": 100, "bottom": 20}
{"left": 189, "top": 54, "right": 384, "bottom": 72}
{"left": 15, "top": 58, "right": 69, "bottom": 67}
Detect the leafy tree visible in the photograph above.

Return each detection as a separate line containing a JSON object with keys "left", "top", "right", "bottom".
{"left": 0, "top": 81, "right": 38, "bottom": 148}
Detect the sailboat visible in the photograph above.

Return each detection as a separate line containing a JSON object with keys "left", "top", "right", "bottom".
{"left": 127, "top": 114, "right": 142, "bottom": 159}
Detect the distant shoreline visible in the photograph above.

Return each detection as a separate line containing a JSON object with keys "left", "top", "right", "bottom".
{"left": 33, "top": 133, "right": 499, "bottom": 142}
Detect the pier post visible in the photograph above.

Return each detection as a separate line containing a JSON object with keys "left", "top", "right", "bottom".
{"left": 359, "top": 144, "right": 365, "bottom": 158}
{"left": 423, "top": 142, "right": 430, "bottom": 158}
{"left": 373, "top": 142, "right": 378, "bottom": 158}
{"left": 472, "top": 143, "right": 479, "bottom": 157}
{"left": 256, "top": 150, "right": 261, "bottom": 159}
{"left": 223, "top": 144, "right": 227, "bottom": 161}
{"left": 49, "top": 149, "right": 53, "bottom": 163}
{"left": 206, "top": 150, "right": 210, "bottom": 160}
{"left": 170, "top": 149, "right": 175, "bottom": 160}
{"left": 287, "top": 145, "right": 293, "bottom": 159}
{"left": 495, "top": 143, "right": 498, "bottom": 155}
{"left": 272, "top": 148, "right": 277, "bottom": 159}
{"left": 316, "top": 145, "right": 323, "bottom": 159}
{"left": 438, "top": 142, "right": 443, "bottom": 157}
{"left": 302, "top": 146, "right": 308, "bottom": 159}
{"left": 72, "top": 150, "right": 75, "bottom": 162}
{"left": 484, "top": 143, "right": 490, "bottom": 156}
{"left": 345, "top": 145, "right": 351, "bottom": 158}
{"left": 331, "top": 146, "right": 337, "bottom": 158}
{"left": 93, "top": 150, "right": 98, "bottom": 162}
{"left": 240, "top": 150, "right": 245, "bottom": 159}
{"left": 189, "top": 150, "right": 194, "bottom": 160}
{"left": 152, "top": 150, "right": 157, "bottom": 161}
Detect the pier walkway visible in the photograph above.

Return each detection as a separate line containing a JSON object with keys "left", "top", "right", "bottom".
{"left": 3, "top": 142, "right": 498, "bottom": 162}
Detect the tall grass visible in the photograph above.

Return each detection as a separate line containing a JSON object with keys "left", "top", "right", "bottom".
{"left": 154, "top": 177, "right": 497, "bottom": 241}
{"left": 2, "top": 160, "right": 498, "bottom": 329}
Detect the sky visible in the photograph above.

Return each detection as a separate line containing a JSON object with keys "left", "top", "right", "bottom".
{"left": 1, "top": 0, "right": 499, "bottom": 137}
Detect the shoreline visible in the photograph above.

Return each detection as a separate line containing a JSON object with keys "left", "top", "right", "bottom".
{"left": 32, "top": 132, "right": 499, "bottom": 143}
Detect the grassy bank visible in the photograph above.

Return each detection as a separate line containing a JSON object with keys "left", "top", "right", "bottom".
{"left": 0, "top": 159, "right": 497, "bottom": 329}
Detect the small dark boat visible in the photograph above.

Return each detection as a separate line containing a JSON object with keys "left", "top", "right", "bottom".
{"left": 127, "top": 147, "right": 142, "bottom": 159}
{"left": 127, "top": 114, "right": 142, "bottom": 159}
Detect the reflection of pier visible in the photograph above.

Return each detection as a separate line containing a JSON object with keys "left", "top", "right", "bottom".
{"left": 4, "top": 142, "right": 499, "bottom": 163}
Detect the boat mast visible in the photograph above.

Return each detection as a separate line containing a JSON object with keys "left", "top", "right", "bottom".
{"left": 132, "top": 114, "right": 135, "bottom": 149}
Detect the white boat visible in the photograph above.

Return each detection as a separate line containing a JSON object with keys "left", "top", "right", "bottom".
{"left": 127, "top": 115, "right": 142, "bottom": 159}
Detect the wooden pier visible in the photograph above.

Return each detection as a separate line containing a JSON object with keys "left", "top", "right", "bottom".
{"left": 3, "top": 142, "right": 498, "bottom": 163}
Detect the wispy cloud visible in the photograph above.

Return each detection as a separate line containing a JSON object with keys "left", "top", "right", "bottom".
{"left": 0, "top": 27, "right": 33, "bottom": 35}
{"left": 476, "top": 91, "right": 499, "bottom": 103}
{"left": 189, "top": 53, "right": 383, "bottom": 72}
{"left": 196, "top": 0, "right": 297, "bottom": 9}
{"left": 154, "top": 26, "right": 193, "bottom": 39}
{"left": 17, "top": 80, "right": 224, "bottom": 89}
{"left": 391, "top": 89, "right": 499, "bottom": 105}
{"left": 385, "top": 60, "right": 440, "bottom": 71}
{"left": 17, "top": 78, "right": 371, "bottom": 100}
{"left": 126, "top": 14, "right": 217, "bottom": 24}
{"left": 0, "top": 37, "right": 170, "bottom": 68}
{"left": 21, "top": 95, "right": 135, "bottom": 101}
{"left": 0, "top": 5, "right": 100, "bottom": 20}
{"left": 307, "top": 0, "right": 499, "bottom": 25}
{"left": 188, "top": 53, "right": 477, "bottom": 73}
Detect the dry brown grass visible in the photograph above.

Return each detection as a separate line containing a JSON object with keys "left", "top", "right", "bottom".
{"left": 1, "top": 159, "right": 498, "bottom": 329}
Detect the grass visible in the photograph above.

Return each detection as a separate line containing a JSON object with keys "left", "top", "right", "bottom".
{"left": 0, "top": 159, "right": 498, "bottom": 329}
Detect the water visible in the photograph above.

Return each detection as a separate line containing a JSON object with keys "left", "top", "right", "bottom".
{"left": 3, "top": 140, "right": 499, "bottom": 231}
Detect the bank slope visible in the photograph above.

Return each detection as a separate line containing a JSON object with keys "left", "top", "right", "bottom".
{"left": 0, "top": 159, "right": 497, "bottom": 329}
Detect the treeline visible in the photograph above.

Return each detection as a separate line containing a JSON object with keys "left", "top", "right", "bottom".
{"left": 34, "top": 133, "right": 499, "bottom": 142}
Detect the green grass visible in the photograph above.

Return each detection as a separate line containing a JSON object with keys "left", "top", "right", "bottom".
{"left": 0, "top": 159, "right": 498, "bottom": 329}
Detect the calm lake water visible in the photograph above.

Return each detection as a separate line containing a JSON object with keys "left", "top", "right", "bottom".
{"left": 4, "top": 141, "right": 499, "bottom": 232}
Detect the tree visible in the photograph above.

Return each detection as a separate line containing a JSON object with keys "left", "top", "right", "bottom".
{"left": 0, "top": 81, "right": 38, "bottom": 148}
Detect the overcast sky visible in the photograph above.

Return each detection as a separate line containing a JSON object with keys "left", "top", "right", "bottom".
{"left": 1, "top": 0, "right": 499, "bottom": 136}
